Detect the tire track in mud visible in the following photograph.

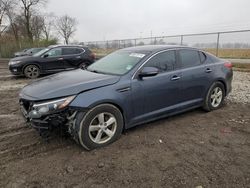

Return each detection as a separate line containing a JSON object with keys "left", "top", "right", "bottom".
{"left": 0, "top": 77, "right": 54, "bottom": 165}
{"left": 0, "top": 114, "right": 26, "bottom": 132}
{"left": 0, "top": 84, "right": 26, "bottom": 91}
{"left": 0, "top": 72, "right": 72, "bottom": 166}
{"left": 0, "top": 128, "right": 73, "bottom": 166}
{"left": 0, "top": 111, "right": 72, "bottom": 165}
{"left": 0, "top": 127, "right": 32, "bottom": 141}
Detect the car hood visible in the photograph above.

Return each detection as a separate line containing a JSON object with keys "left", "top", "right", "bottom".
{"left": 11, "top": 55, "right": 34, "bottom": 61}
{"left": 14, "top": 52, "right": 24, "bottom": 56}
{"left": 20, "top": 69, "right": 120, "bottom": 100}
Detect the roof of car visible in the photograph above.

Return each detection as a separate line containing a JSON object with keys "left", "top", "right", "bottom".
{"left": 48, "top": 45, "right": 88, "bottom": 49}
{"left": 120, "top": 45, "right": 196, "bottom": 53}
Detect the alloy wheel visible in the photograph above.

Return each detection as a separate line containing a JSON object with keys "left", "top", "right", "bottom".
{"left": 88, "top": 112, "right": 117, "bottom": 144}
{"left": 210, "top": 87, "right": 223, "bottom": 108}
{"left": 24, "top": 65, "right": 39, "bottom": 78}
{"left": 79, "top": 63, "right": 87, "bottom": 69}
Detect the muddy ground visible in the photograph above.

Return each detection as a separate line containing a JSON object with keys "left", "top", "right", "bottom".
{"left": 0, "top": 62, "right": 249, "bottom": 188}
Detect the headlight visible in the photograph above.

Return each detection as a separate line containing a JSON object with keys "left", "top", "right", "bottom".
{"left": 29, "top": 96, "right": 75, "bottom": 118}
{"left": 9, "top": 61, "right": 21, "bottom": 65}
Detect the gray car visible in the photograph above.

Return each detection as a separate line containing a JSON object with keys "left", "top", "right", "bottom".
{"left": 19, "top": 45, "right": 233, "bottom": 150}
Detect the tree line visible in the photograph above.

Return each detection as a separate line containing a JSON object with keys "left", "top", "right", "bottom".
{"left": 0, "top": 0, "right": 78, "bottom": 57}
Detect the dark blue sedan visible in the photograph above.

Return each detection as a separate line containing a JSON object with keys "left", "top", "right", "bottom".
{"left": 19, "top": 45, "right": 233, "bottom": 150}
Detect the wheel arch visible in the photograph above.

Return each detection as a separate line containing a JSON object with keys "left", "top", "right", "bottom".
{"left": 204, "top": 79, "right": 227, "bottom": 100}
{"left": 77, "top": 60, "right": 92, "bottom": 67}
{"left": 87, "top": 101, "right": 126, "bottom": 130}
{"left": 22, "top": 63, "right": 42, "bottom": 74}
{"left": 74, "top": 101, "right": 125, "bottom": 150}
{"left": 215, "top": 79, "right": 227, "bottom": 95}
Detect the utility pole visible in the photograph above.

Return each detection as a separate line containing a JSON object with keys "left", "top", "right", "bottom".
{"left": 216, "top": 32, "right": 220, "bottom": 57}
{"left": 150, "top": 30, "right": 153, "bottom": 44}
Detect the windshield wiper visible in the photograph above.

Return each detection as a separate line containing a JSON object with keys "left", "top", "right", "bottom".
{"left": 86, "top": 68, "right": 114, "bottom": 75}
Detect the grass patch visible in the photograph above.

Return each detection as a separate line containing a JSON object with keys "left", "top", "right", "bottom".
{"left": 92, "top": 48, "right": 250, "bottom": 59}
{"left": 233, "top": 63, "right": 250, "bottom": 69}
{"left": 206, "top": 49, "right": 250, "bottom": 59}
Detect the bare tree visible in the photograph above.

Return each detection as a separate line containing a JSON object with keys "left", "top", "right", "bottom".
{"left": 31, "top": 14, "right": 44, "bottom": 40}
{"left": 0, "top": 0, "right": 10, "bottom": 35}
{"left": 2, "top": 0, "right": 20, "bottom": 45}
{"left": 20, "top": 0, "right": 46, "bottom": 42}
{"left": 42, "top": 12, "right": 55, "bottom": 41}
{"left": 56, "top": 15, "right": 77, "bottom": 44}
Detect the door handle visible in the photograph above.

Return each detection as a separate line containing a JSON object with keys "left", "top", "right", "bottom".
{"left": 75, "top": 56, "right": 81, "bottom": 59}
{"left": 58, "top": 57, "right": 64, "bottom": 61}
{"left": 205, "top": 68, "right": 212, "bottom": 73}
{"left": 171, "top": 75, "right": 181, "bottom": 81}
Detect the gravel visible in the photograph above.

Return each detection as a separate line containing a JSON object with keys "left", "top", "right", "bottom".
{"left": 227, "top": 71, "right": 250, "bottom": 104}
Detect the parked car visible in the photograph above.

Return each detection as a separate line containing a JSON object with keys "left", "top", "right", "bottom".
{"left": 9, "top": 45, "right": 95, "bottom": 78}
{"left": 14, "top": 49, "right": 29, "bottom": 57}
{"left": 14, "top": 48, "right": 44, "bottom": 57}
{"left": 19, "top": 45, "right": 233, "bottom": 150}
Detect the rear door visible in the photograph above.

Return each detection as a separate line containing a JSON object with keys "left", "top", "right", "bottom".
{"left": 178, "top": 49, "right": 214, "bottom": 104}
{"left": 40, "top": 47, "right": 65, "bottom": 71}
{"left": 130, "top": 50, "right": 182, "bottom": 124}
{"left": 62, "top": 47, "right": 84, "bottom": 69}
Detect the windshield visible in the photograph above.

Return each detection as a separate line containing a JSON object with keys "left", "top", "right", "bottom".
{"left": 26, "top": 48, "right": 34, "bottom": 53}
{"left": 33, "top": 48, "right": 49, "bottom": 57}
{"left": 87, "top": 51, "right": 148, "bottom": 75}
{"left": 32, "top": 48, "right": 43, "bottom": 54}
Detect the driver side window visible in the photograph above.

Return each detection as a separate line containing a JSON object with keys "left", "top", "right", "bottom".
{"left": 44, "top": 48, "right": 62, "bottom": 57}
{"left": 145, "top": 50, "right": 176, "bottom": 73}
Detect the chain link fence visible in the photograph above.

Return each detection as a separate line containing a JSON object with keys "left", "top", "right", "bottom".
{"left": 84, "top": 29, "right": 250, "bottom": 58}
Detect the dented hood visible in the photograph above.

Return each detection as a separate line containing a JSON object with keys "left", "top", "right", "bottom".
{"left": 20, "top": 69, "right": 120, "bottom": 100}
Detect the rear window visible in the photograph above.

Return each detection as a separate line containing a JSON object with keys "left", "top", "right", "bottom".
{"left": 62, "top": 48, "right": 84, "bottom": 55}
{"left": 179, "top": 49, "right": 201, "bottom": 68}
{"left": 76, "top": 48, "right": 84, "bottom": 54}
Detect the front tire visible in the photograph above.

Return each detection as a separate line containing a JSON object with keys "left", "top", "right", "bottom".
{"left": 203, "top": 82, "right": 225, "bottom": 112}
{"left": 23, "top": 65, "right": 40, "bottom": 79}
{"left": 75, "top": 104, "right": 123, "bottom": 150}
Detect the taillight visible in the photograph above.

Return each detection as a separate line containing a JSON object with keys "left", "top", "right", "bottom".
{"left": 90, "top": 52, "right": 96, "bottom": 60}
{"left": 224, "top": 62, "right": 233, "bottom": 69}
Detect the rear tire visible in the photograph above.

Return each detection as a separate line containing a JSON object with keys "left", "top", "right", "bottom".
{"left": 203, "top": 82, "right": 225, "bottom": 112}
{"left": 23, "top": 65, "right": 40, "bottom": 79}
{"left": 78, "top": 62, "right": 89, "bottom": 69}
{"left": 74, "top": 104, "right": 123, "bottom": 150}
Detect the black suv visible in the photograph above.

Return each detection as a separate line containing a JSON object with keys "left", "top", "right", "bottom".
{"left": 9, "top": 45, "right": 95, "bottom": 78}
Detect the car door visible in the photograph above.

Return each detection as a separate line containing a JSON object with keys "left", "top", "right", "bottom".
{"left": 178, "top": 49, "right": 214, "bottom": 104}
{"left": 62, "top": 47, "right": 83, "bottom": 69}
{"left": 40, "top": 47, "right": 65, "bottom": 71}
{"left": 129, "top": 50, "right": 182, "bottom": 125}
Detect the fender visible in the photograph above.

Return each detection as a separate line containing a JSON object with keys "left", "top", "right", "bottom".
{"left": 69, "top": 84, "right": 130, "bottom": 126}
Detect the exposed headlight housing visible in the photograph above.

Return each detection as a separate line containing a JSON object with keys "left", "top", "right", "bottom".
{"left": 9, "top": 61, "right": 22, "bottom": 65}
{"left": 29, "top": 96, "right": 75, "bottom": 118}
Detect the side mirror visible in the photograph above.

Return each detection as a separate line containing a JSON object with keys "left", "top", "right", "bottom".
{"left": 43, "top": 54, "right": 49, "bottom": 58}
{"left": 139, "top": 67, "right": 159, "bottom": 78}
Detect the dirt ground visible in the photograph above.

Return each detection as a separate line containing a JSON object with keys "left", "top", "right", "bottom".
{"left": 0, "top": 62, "right": 249, "bottom": 188}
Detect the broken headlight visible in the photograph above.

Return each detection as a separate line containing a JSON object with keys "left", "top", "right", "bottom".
{"left": 29, "top": 96, "right": 75, "bottom": 118}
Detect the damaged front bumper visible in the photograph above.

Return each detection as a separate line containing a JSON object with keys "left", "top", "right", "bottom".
{"left": 19, "top": 99, "right": 83, "bottom": 138}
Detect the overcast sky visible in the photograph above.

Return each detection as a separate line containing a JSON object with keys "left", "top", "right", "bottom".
{"left": 46, "top": 0, "right": 250, "bottom": 42}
